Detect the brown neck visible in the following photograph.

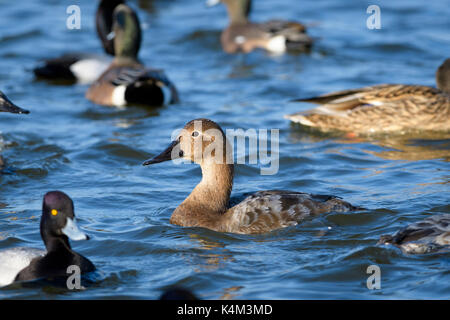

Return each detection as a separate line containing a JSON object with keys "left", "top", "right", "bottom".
{"left": 112, "top": 56, "right": 140, "bottom": 66}
{"left": 436, "top": 60, "right": 450, "bottom": 94}
{"left": 177, "top": 160, "right": 234, "bottom": 217}
{"left": 225, "top": 0, "right": 250, "bottom": 25}
{"left": 436, "top": 73, "right": 450, "bottom": 94}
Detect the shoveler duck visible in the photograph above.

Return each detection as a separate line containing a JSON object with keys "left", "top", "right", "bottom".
{"left": 285, "top": 59, "right": 450, "bottom": 134}
{"left": 378, "top": 214, "right": 450, "bottom": 254}
{"left": 206, "top": 0, "right": 313, "bottom": 54}
{"left": 33, "top": 0, "right": 124, "bottom": 84}
{"left": 86, "top": 4, "right": 178, "bottom": 107}
{"left": 142, "top": 118, "right": 358, "bottom": 235}
{"left": 0, "top": 191, "right": 95, "bottom": 287}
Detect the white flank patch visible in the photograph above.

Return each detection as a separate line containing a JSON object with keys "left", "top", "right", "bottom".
{"left": 112, "top": 85, "right": 127, "bottom": 107}
{"left": 157, "top": 83, "right": 172, "bottom": 106}
{"left": 206, "top": 0, "right": 221, "bottom": 7}
{"left": 266, "top": 35, "right": 286, "bottom": 54}
{"left": 162, "top": 85, "right": 172, "bottom": 106}
{"left": 234, "top": 35, "right": 246, "bottom": 45}
{"left": 70, "top": 58, "right": 110, "bottom": 84}
{"left": 0, "top": 247, "right": 45, "bottom": 287}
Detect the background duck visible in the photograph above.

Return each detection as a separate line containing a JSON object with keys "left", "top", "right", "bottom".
{"left": 0, "top": 90, "right": 29, "bottom": 115}
{"left": 207, "top": 0, "right": 313, "bottom": 54}
{"left": 0, "top": 191, "right": 95, "bottom": 287}
{"left": 143, "top": 118, "right": 359, "bottom": 235}
{"left": 286, "top": 59, "right": 450, "bottom": 134}
{"left": 33, "top": 0, "right": 124, "bottom": 84}
{"left": 378, "top": 214, "right": 450, "bottom": 254}
{"left": 86, "top": 4, "right": 178, "bottom": 107}
{"left": 0, "top": 90, "right": 29, "bottom": 172}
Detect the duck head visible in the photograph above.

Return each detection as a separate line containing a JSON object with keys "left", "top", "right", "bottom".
{"left": 207, "top": 0, "right": 251, "bottom": 24}
{"left": 110, "top": 4, "right": 142, "bottom": 60}
{"left": 96, "top": 0, "right": 125, "bottom": 56}
{"left": 41, "top": 191, "right": 89, "bottom": 250}
{"left": 436, "top": 58, "right": 450, "bottom": 94}
{"left": 143, "top": 118, "right": 233, "bottom": 166}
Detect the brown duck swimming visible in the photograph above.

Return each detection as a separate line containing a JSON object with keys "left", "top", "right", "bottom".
{"left": 207, "top": 0, "right": 312, "bottom": 54}
{"left": 143, "top": 119, "right": 358, "bottom": 234}
{"left": 286, "top": 59, "right": 450, "bottom": 134}
{"left": 86, "top": 4, "right": 178, "bottom": 107}
{"left": 379, "top": 214, "right": 450, "bottom": 254}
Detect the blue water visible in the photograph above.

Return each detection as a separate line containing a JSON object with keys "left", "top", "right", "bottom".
{"left": 0, "top": 0, "right": 449, "bottom": 299}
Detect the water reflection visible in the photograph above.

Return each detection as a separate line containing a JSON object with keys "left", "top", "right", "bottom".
{"left": 289, "top": 124, "right": 450, "bottom": 161}
{"left": 113, "top": 118, "right": 141, "bottom": 129}
{"left": 217, "top": 285, "right": 244, "bottom": 300}
{"left": 363, "top": 137, "right": 450, "bottom": 161}
{"left": 185, "top": 233, "right": 234, "bottom": 272}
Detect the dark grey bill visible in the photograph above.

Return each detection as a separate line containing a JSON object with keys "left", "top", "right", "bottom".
{"left": 143, "top": 140, "right": 180, "bottom": 166}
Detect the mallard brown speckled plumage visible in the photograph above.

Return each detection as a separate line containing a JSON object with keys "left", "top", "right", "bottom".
{"left": 207, "top": 0, "right": 312, "bottom": 54}
{"left": 142, "top": 119, "right": 358, "bottom": 235}
{"left": 286, "top": 59, "right": 450, "bottom": 134}
{"left": 378, "top": 214, "right": 450, "bottom": 254}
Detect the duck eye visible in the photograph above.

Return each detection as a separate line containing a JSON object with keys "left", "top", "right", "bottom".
{"left": 192, "top": 131, "right": 199, "bottom": 137}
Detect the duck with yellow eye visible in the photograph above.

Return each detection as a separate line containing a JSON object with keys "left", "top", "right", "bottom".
{"left": 143, "top": 118, "right": 360, "bottom": 235}
{"left": 0, "top": 191, "right": 95, "bottom": 287}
